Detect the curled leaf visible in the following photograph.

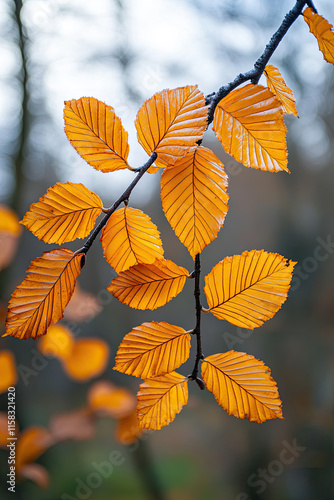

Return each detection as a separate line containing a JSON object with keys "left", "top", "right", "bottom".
{"left": 303, "top": 7, "right": 334, "bottom": 65}
{"left": 264, "top": 65, "right": 298, "bottom": 116}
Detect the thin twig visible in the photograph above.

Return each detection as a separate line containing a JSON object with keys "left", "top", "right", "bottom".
{"left": 190, "top": 254, "right": 205, "bottom": 389}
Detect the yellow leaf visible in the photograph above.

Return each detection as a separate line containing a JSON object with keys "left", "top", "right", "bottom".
{"left": 114, "top": 321, "right": 191, "bottom": 379}
{"left": 213, "top": 83, "right": 288, "bottom": 172}
{"left": 21, "top": 182, "right": 102, "bottom": 244}
{"left": 63, "top": 339, "right": 109, "bottom": 381}
{"left": 64, "top": 97, "right": 129, "bottom": 172}
{"left": 0, "top": 351, "right": 17, "bottom": 393}
{"left": 161, "top": 146, "right": 229, "bottom": 258}
{"left": 137, "top": 371, "right": 188, "bottom": 430}
{"left": 264, "top": 65, "right": 298, "bottom": 117}
{"left": 101, "top": 207, "right": 164, "bottom": 273}
{"left": 107, "top": 258, "right": 189, "bottom": 310}
{"left": 4, "top": 249, "right": 84, "bottom": 340}
{"left": 0, "top": 205, "right": 21, "bottom": 235}
{"left": 201, "top": 351, "right": 283, "bottom": 422}
{"left": 88, "top": 381, "right": 136, "bottom": 419}
{"left": 204, "top": 250, "right": 296, "bottom": 329}
{"left": 135, "top": 85, "right": 208, "bottom": 169}
{"left": 303, "top": 7, "right": 334, "bottom": 65}
{"left": 38, "top": 324, "right": 75, "bottom": 360}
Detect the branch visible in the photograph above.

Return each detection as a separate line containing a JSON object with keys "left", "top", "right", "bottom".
{"left": 190, "top": 254, "right": 205, "bottom": 390}
{"left": 206, "top": 0, "right": 309, "bottom": 124}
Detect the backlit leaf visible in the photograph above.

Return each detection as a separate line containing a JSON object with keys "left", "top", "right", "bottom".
{"left": 101, "top": 207, "right": 164, "bottom": 273}
{"left": 213, "top": 84, "right": 288, "bottom": 172}
{"left": 161, "top": 146, "right": 229, "bottom": 258}
{"left": 137, "top": 372, "right": 188, "bottom": 430}
{"left": 204, "top": 250, "right": 296, "bottom": 329}
{"left": 4, "top": 249, "right": 84, "bottom": 340}
{"left": 38, "top": 324, "right": 74, "bottom": 360}
{"left": 135, "top": 86, "right": 208, "bottom": 169}
{"left": 201, "top": 351, "right": 283, "bottom": 422}
{"left": 63, "top": 339, "right": 109, "bottom": 381}
{"left": 264, "top": 65, "right": 298, "bottom": 116}
{"left": 88, "top": 381, "right": 136, "bottom": 419}
{"left": 0, "top": 351, "right": 17, "bottom": 393}
{"left": 107, "top": 258, "right": 189, "bottom": 310}
{"left": 303, "top": 7, "right": 334, "bottom": 65}
{"left": 114, "top": 321, "right": 191, "bottom": 379}
{"left": 115, "top": 410, "right": 142, "bottom": 445}
{"left": 21, "top": 182, "right": 103, "bottom": 244}
{"left": 64, "top": 97, "right": 129, "bottom": 172}
{"left": 0, "top": 205, "right": 21, "bottom": 235}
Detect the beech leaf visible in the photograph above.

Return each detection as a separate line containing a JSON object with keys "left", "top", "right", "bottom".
{"left": 264, "top": 65, "right": 298, "bottom": 117}
{"left": 303, "top": 7, "right": 334, "bottom": 65}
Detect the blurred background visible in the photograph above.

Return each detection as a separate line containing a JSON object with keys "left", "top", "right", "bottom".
{"left": 0, "top": 0, "right": 334, "bottom": 498}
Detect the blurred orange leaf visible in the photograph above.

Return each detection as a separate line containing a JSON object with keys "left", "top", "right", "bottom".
{"left": 101, "top": 207, "right": 164, "bottom": 273}
{"left": 4, "top": 249, "right": 84, "bottom": 340}
{"left": 0, "top": 350, "right": 17, "bottom": 393}
{"left": 135, "top": 85, "right": 208, "bottom": 169}
{"left": 49, "top": 408, "right": 96, "bottom": 442}
{"left": 264, "top": 65, "right": 298, "bottom": 116}
{"left": 64, "top": 283, "right": 102, "bottom": 322}
{"left": 114, "top": 321, "right": 191, "bottom": 379}
{"left": 19, "top": 463, "right": 50, "bottom": 489}
{"left": 64, "top": 97, "right": 130, "bottom": 172}
{"left": 107, "top": 258, "right": 189, "bottom": 310}
{"left": 0, "top": 411, "right": 18, "bottom": 448}
{"left": 0, "top": 205, "right": 21, "bottom": 270}
{"left": 213, "top": 83, "right": 288, "bottom": 172}
{"left": 204, "top": 250, "right": 296, "bottom": 329}
{"left": 88, "top": 381, "right": 136, "bottom": 419}
{"left": 201, "top": 351, "right": 283, "bottom": 422}
{"left": 21, "top": 182, "right": 102, "bottom": 244}
{"left": 303, "top": 7, "right": 334, "bottom": 65}
{"left": 115, "top": 410, "right": 142, "bottom": 445}
{"left": 38, "top": 324, "right": 74, "bottom": 360}
{"left": 16, "top": 426, "right": 54, "bottom": 471}
{"left": 137, "top": 371, "right": 188, "bottom": 430}
{"left": 63, "top": 339, "right": 109, "bottom": 381}
{"left": 161, "top": 146, "right": 229, "bottom": 258}
{"left": 0, "top": 234, "right": 20, "bottom": 271}
{"left": 0, "top": 205, "right": 21, "bottom": 235}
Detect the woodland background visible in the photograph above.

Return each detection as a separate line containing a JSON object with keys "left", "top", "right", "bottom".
{"left": 0, "top": 0, "right": 334, "bottom": 499}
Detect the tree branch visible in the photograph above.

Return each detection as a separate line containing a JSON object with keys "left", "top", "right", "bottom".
{"left": 206, "top": 0, "right": 309, "bottom": 124}
{"left": 190, "top": 254, "right": 205, "bottom": 389}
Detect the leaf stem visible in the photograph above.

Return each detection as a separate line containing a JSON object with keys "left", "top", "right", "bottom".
{"left": 206, "top": 0, "right": 309, "bottom": 124}
{"left": 190, "top": 253, "right": 205, "bottom": 388}
{"left": 76, "top": 152, "right": 157, "bottom": 254}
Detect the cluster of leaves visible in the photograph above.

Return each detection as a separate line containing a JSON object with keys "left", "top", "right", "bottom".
{"left": 2, "top": 4, "right": 334, "bottom": 439}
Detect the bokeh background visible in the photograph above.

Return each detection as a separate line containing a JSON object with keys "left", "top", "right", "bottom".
{"left": 1, "top": 0, "right": 334, "bottom": 498}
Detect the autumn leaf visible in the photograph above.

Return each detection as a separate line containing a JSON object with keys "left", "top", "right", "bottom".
{"left": 115, "top": 410, "right": 142, "bottom": 445}
{"left": 135, "top": 85, "right": 208, "bottom": 169}
{"left": 64, "top": 283, "right": 102, "bottom": 322}
{"left": 303, "top": 7, "right": 334, "bottom": 65}
{"left": 88, "top": 381, "right": 136, "bottom": 419}
{"left": 264, "top": 65, "right": 298, "bottom": 116}
{"left": 38, "top": 324, "right": 75, "bottom": 360}
{"left": 0, "top": 351, "right": 17, "bottom": 393}
{"left": 16, "top": 427, "right": 55, "bottom": 471}
{"left": 63, "top": 339, "right": 109, "bottom": 381}
{"left": 0, "top": 411, "right": 18, "bottom": 448}
{"left": 204, "top": 250, "right": 296, "bottom": 329}
{"left": 137, "top": 371, "right": 188, "bottom": 430}
{"left": 114, "top": 321, "right": 191, "bottom": 379}
{"left": 18, "top": 464, "right": 50, "bottom": 489}
{"left": 64, "top": 97, "right": 130, "bottom": 172}
{"left": 213, "top": 83, "right": 288, "bottom": 172}
{"left": 49, "top": 408, "right": 96, "bottom": 442}
{"left": 4, "top": 249, "right": 85, "bottom": 340}
{"left": 0, "top": 205, "right": 21, "bottom": 235}
{"left": 0, "top": 205, "right": 22, "bottom": 271}
{"left": 161, "top": 146, "right": 229, "bottom": 258}
{"left": 107, "top": 258, "right": 189, "bottom": 310}
{"left": 101, "top": 207, "right": 164, "bottom": 273}
{"left": 201, "top": 351, "right": 283, "bottom": 422}
{"left": 21, "top": 182, "right": 103, "bottom": 244}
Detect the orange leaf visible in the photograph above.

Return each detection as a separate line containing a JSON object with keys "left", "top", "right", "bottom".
{"left": 88, "top": 381, "right": 136, "bottom": 419}
{"left": 64, "top": 283, "right": 102, "bottom": 322}
{"left": 49, "top": 408, "right": 96, "bottom": 442}
{"left": 21, "top": 182, "right": 102, "bottom": 244}
{"left": 114, "top": 321, "right": 191, "bottom": 379}
{"left": 303, "top": 7, "right": 334, "bottom": 65}
{"left": 4, "top": 249, "right": 84, "bottom": 340}
{"left": 201, "top": 351, "right": 283, "bottom": 422}
{"left": 101, "top": 207, "right": 164, "bottom": 273}
{"left": 204, "top": 250, "right": 296, "bottom": 329}
{"left": 38, "top": 324, "right": 75, "bottom": 360}
{"left": 115, "top": 410, "right": 142, "bottom": 445}
{"left": 0, "top": 233, "right": 20, "bottom": 271}
{"left": 0, "top": 350, "right": 17, "bottom": 393}
{"left": 213, "top": 83, "right": 288, "bottom": 172}
{"left": 19, "top": 464, "right": 50, "bottom": 489}
{"left": 16, "top": 427, "right": 54, "bottom": 471}
{"left": 161, "top": 146, "right": 229, "bottom": 258}
{"left": 107, "top": 258, "right": 189, "bottom": 310}
{"left": 137, "top": 371, "right": 188, "bottom": 430}
{"left": 135, "top": 85, "right": 208, "bottom": 169}
{"left": 0, "top": 411, "right": 18, "bottom": 448}
{"left": 264, "top": 65, "right": 298, "bottom": 116}
{"left": 64, "top": 97, "right": 129, "bottom": 172}
{"left": 63, "top": 339, "right": 109, "bottom": 381}
{"left": 0, "top": 205, "right": 21, "bottom": 235}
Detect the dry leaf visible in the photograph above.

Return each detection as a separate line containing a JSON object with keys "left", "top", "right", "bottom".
{"left": 303, "top": 7, "right": 334, "bottom": 65}
{"left": 264, "top": 65, "right": 298, "bottom": 116}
